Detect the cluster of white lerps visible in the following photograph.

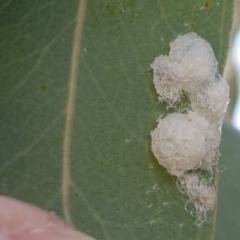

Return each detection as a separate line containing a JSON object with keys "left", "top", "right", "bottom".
{"left": 150, "top": 33, "right": 229, "bottom": 226}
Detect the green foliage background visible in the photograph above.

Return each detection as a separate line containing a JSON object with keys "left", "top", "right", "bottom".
{"left": 0, "top": 0, "right": 234, "bottom": 239}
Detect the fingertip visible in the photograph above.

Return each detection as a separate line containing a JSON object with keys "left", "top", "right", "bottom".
{"left": 0, "top": 196, "right": 95, "bottom": 240}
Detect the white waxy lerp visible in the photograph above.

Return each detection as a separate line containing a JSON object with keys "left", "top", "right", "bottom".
{"left": 150, "top": 32, "right": 229, "bottom": 226}
{"left": 151, "top": 111, "right": 209, "bottom": 177}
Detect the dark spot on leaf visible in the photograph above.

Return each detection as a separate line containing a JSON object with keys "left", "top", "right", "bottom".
{"left": 204, "top": 2, "right": 209, "bottom": 8}
{"left": 41, "top": 85, "right": 46, "bottom": 91}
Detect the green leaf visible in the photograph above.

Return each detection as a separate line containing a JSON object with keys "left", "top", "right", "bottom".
{"left": 0, "top": 0, "right": 233, "bottom": 239}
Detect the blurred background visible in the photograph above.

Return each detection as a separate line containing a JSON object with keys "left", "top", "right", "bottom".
{"left": 225, "top": 0, "right": 240, "bottom": 128}
{"left": 216, "top": 1, "right": 240, "bottom": 239}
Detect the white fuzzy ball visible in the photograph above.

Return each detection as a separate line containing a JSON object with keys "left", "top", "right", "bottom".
{"left": 169, "top": 33, "right": 217, "bottom": 83}
{"left": 150, "top": 33, "right": 218, "bottom": 105}
{"left": 151, "top": 111, "right": 209, "bottom": 177}
{"left": 197, "top": 185, "right": 216, "bottom": 211}
{"left": 189, "top": 77, "right": 229, "bottom": 123}
{"left": 151, "top": 55, "right": 183, "bottom": 104}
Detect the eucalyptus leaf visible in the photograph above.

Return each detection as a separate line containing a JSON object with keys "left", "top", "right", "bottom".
{"left": 0, "top": 0, "right": 233, "bottom": 239}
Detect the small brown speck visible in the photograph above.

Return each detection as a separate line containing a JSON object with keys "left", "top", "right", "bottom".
{"left": 41, "top": 85, "right": 46, "bottom": 91}
{"left": 204, "top": 2, "right": 209, "bottom": 8}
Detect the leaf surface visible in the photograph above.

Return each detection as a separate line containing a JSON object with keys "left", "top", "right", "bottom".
{"left": 0, "top": 0, "right": 233, "bottom": 239}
